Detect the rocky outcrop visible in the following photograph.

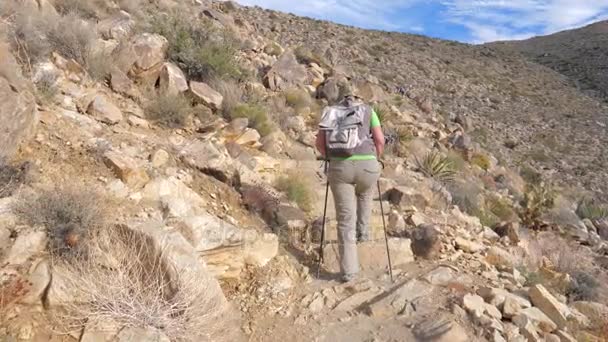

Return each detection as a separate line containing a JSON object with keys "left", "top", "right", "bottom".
{"left": 264, "top": 50, "right": 308, "bottom": 91}
{"left": 0, "top": 39, "right": 38, "bottom": 159}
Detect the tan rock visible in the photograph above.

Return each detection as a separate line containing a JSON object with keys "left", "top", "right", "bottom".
{"left": 117, "top": 327, "right": 170, "bottom": 342}
{"left": 455, "top": 237, "right": 485, "bottom": 253}
{"left": 486, "top": 246, "right": 514, "bottom": 268}
{"left": 87, "top": 95, "right": 123, "bottom": 124}
{"left": 110, "top": 68, "right": 136, "bottom": 98}
{"left": 235, "top": 128, "right": 261, "bottom": 146}
{"left": 463, "top": 293, "right": 486, "bottom": 318}
{"left": 503, "top": 296, "right": 524, "bottom": 319}
{"left": 333, "top": 288, "right": 382, "bottom": 312}
{"left": 81, "top": 320, "right": 120, "bottom": 342}
{"left": 554, "top": 330, "right": 577, "bottom": 342}
{"left": 322, "top": 238, "right": 414, "bottom": 274}
{"left": 413, "top": 317, "right": 469, "bottom": 342}
{"left": 264, "top": 50, "right": 308, "bottom": 91}
{"left": 529, "top": 284, "right": 569, "bottom": 329}
{"left": 130, "top": 33, "right": 168, "bottom": 71}
{"left": 126, "top": 115, "right": 150, "bottom": 128}
{"left": 103, "top": 151, "right": 149, "bottom": 189}
{"left": 367, "top": 279, "right": 431, "bottom": 317}
{"left": 20, "top": 259, "right": 51, "bottom": 305}
{"left": 190, "top": 81, "right": 223, "bottom": 110}
{"left": 159, "top": 62, "right": 188, "bottom": 95}
{"left": 513, "top": 307, "right": 557, "bottom": 333}
{"left": 4, "top": 231, "right": 47, "bottom": 265}
{"left": 385, "top": 186, "right": 429, "bottom": 210}
{"left": 150, "top": 149, "right": 170, "bottom": 168}
{"left": 179, "top": 140, "right": 237, "bottom": 185}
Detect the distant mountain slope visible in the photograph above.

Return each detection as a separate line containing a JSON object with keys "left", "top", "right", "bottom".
{"left": 490, "top": 21, "right": 608, "bottom": 102}
{"left": 235, "top": 7, "right": 608, "bottom": 197}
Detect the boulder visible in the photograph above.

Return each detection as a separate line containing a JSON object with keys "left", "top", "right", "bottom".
{"left": 387, "top": 211, "right": 406, "bottom": 235}
{"left": 190, "top": 81, "right": 223, "bottom": 110}
{"left": 529, "top": 284, "right": 569, "bottom": 329}
{"left": 423, "top": 266, "right": 455, "bottom": 286}
{"left": 4, "top": 231, "right": 47, "bottom": 265}
{"left": 97, "top": 11, "right": 133, "bottom": 40}
{"left": 20, "top": 259, "right": 51, "bottom": 305}
{"left": 235, "top": 128, "right": 261, "bottom": 146}
{"left": 384, "top": 186, "right": 429, "bottom": 210}
{"left": 411, "top": 224, "right": 442, "bottom": 259}
{"left": 87, "top": 95, "right": 124, "bottom": 124}
{"left": 179, "top": 140, "right": 238, "bottom": 185}
{"left": 554, "top": 330, "right": 577, "bottom": 342}
{"left": 103, "top": 151, "right": 149, "bottom": 189}
{"left": 142, "top": 177, "right": 207, "bottom": 213}
{"left": 110, "top": 68, "right": 137, "bottom": 98}
{"left": 159, "top": 63, "right": 188, "bottom": 96}
{"left": 366, "top": 279, "right": 431, "bottom": 317}
{"left": 130, "top": 33, "right": 168, "bottom": 72}
{"left": 317, "top": 76, "right": 348, "bottom": 104}
{"left": 513, "top": 307, "right": 558, "bottom": 333}
{"left": 264, "top": 50, "right": 308, "bottom": 91}
{"left": 0, "top": 39, "right": 38, "bottom": 159}
{"left": 353, "top": 81, "right": 386, "bottom": 102}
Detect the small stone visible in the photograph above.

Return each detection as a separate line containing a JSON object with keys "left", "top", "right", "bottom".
{"left": 87, "top": 95, "right": 123, "bottom": 124}
{"left": 150, "top": 149, "right": 170, "bottom": 168}
{"left": 423, "top": 266, "right": 455, "bottom": 286}
{"left": 190, "top": 81, "right": 223, "bottom": 110}
{"left": 308, "top": 295, "right": 324, "bottom": 313}
{"left": 463, "top": 293, "right": 486, "bottom": 318}
{"left": 103, "top": 151, "right": 149, "bottom": 189}
{"left": 455, "top": 237, "right": 485, "bottom": 253}
{"left": 20, "top": 259, "right": 51, "bottom": 305}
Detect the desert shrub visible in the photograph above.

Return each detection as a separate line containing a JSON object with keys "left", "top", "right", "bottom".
{"left": 471, "top": 153, "right": 491, "bottom": 171}
{"left": 209, "top": 79, "right": 243, "bottom": 118}
{"left": 86, "top": 51, "right": 115, "bottom": 82}
{"left": 284, "top": 88, "right": 311, "bottom": 111}
{"left": 275, "top": 172, "right": 314, "bottom": 213}
{"left": 415, "top": 150, "right": 456, "bottom": 183}
{"left": 53, "top": 0, "right": 107, "bottom": 19}
{"left": 568, "top": 271, "right": 602, "bottom": 302}
{"left": 145, "top": 91, "right": 192, "bottom": 128}
{"left": 264, "top": 42, "right": 282, "bottom": 57}
{"left": 146, "top": 10, "right": 241, "bottom": 81}
{"left": 294, "top": 45, "right": 325, "bottom": 66}
{"left": 7, "top": 10, "right": 97, "bottom": 68}
{"left": 519, "top": 182, "right": 555, "bottom": 229}
{"left": 229, "top": 104, "right": 274, "bottom": 136}
{"left": 52, "top": 224, "right": 227, "bottom": 341}
{"left": 0, "top": 159, "right": 29, "bottom": 198}
{"left": 35, "top": 71, "right": 58, "bottom": 103}
{"left": 446, "top": 150, "right": 467, "bottom": 171}
{"left": 576, "top": 198, "right": 608, "bottom": 221}
{"left": 13, "top": 186, "right": 107, "bottom": 258}
{"left": 520, "top": 164, "right": 542, "bottom": 185}
{"left": 448, "top": 180, "right": 483, "bottom": 214}
{"left": 486, "top": 195, "right": 516, "bottom": 222}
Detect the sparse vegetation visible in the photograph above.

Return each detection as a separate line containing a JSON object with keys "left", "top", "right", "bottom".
{"left": 576, "top": 198, "right": 608, "bottom": 221}
{"left": 415, "top": 150, "right": 456, "bottom": 183}
{"left": 284, "top": 88, "right": 311, "bottom": 111}
{"left": 145, "top": 91, "right": 192, "bottom": 128}
{"left": 210, "top": 79, "right": 244, "bottom": 118}
{"left": 146, "top": 10, "right": 241, "bottom": 81}
{"left": 52, "top": 224, "right": 227, "bottom": 341}
{"left": 275, "top": 172, "right": 315, "bottom": 212}
{"left": 294, "top": 45, "right": 325, "bottom": 66}
{"left": 13, "top": 186, "right": 108, "bottom": 258}
{"left": 229, "top": 103, "right": 274, "bottom": 136}
{"left": 519, "top": 182, "right": 555, "bottom": 229}
{"left": 34, "top": 72, "right": 58, "bottom": 103}
{"left": 471, "top": 153, "right": 491, "bottom": 171}
{"left": 0, "top": 159, "right": 29, "bottom": 198}
{"left": 53, "top": 0, "right": 106, "bottom": 19}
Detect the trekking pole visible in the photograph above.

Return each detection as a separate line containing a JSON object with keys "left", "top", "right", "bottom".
{"left": 377, "top": 161, "right": 394, "bottom": 282}
{"left": 316, "top": 151, "right": 330, "bottom": 278}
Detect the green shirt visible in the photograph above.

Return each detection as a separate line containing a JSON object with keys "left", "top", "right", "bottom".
{"left": 330, "top": 110, "right": 381, "bottom": 161}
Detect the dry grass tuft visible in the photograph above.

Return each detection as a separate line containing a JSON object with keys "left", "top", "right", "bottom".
{"left": 145, "top": 91, "right": 192, "bottom": 128}
{"left": 51, "top": 224, "right": 228, "bottom": 341}
{"left": 275, "top": 171, "right": 315, "bottom": 213}
{"left": 13, "top": 186, "right": 108, "bottom": 258}
{"left": 0, "top": 158, "right": 29, "bottom": 198}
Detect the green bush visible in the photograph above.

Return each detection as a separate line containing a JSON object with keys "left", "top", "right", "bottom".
{"left": 275, "top": 172, "right": 314, "bottom": 212}
{"left": 576, "top": 198, "right": 608, "bottom": 221}
{"left": 229, "top": 104, "right": 274, "bottom": 136}
{"left": 146, "top": 10, "right": 241, "bottom": 81}
{"left": 415, "top": 150, "right": 456, "bottom": 183}
{"left": 471, "top": 153, "right": 491, "bottom": 171}
{"left": 145, "top": 92, "right": 192, "bottom": 128}
{"left": 284, "top": 88, "right": 311, "bottom": 111}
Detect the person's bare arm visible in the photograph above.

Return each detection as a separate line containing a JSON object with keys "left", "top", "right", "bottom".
{"left": 316, "top": 130, "right": 326, "bottom": 157}
{"left": 372, "top": 126, "right": 385, "bottom": 158}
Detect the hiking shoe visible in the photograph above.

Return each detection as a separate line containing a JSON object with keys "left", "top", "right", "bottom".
{"left": 341, "top": 273, "right": 358, "bottom": 283}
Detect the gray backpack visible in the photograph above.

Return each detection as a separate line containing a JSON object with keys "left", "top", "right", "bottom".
{"left": 318, "top": 102, "right": 374, "bottom": 157}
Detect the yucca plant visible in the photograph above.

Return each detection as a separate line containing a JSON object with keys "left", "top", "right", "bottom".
{"left": 519, "top": 182, "right": 555, "bottom": 229}
{"left": 415, "top": 150, "right": 456, "bottom": 183}
{"left": 576, "top": 198, "right": 608, "bottom": 221}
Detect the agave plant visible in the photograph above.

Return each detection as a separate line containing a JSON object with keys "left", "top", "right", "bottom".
{"left": 576, "top": 198, "right": 608, "bottom": 221}
{"left": 415, "top": 150, "right": 457, "bottom": 183}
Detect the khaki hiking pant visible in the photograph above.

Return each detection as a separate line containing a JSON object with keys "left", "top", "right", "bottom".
{"left": 328, "top": 159, "right": 380, "bottom": 276}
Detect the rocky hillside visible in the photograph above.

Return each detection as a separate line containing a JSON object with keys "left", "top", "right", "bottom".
{"left": 490, "top": 21, "right": 608, "bottom": 103}
{"left": 0, "top": 1, "right": 608, "bottom": 342}
{"left": 235, "top": 7, "right": 608, "bottom": 199}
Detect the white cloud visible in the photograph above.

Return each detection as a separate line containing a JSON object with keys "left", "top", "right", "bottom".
{"left": 232, "top": 0, "right": 608, "bottom": 43}
{"left": 442, "top": 0, "right": 608, "bottom": 42}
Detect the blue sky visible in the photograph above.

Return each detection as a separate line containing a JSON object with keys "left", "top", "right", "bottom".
{"left": 233, "top": 0, "right": 608, "bottom": 43}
